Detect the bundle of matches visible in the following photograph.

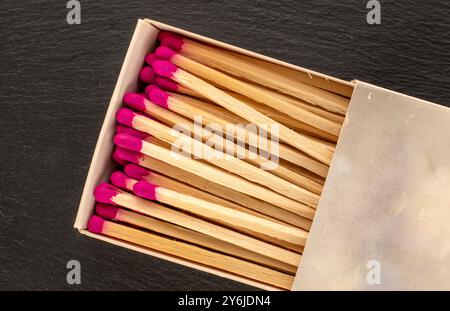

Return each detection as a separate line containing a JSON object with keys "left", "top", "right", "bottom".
{"left": 88, "top": 30, "right": 350, "bottom": 290}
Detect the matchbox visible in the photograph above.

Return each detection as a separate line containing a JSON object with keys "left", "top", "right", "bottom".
{"left": 75, "top": 19, "right": 450, "bottom": 290}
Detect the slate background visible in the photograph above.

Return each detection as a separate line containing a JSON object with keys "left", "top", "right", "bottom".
{"left": 0, "top": 0, "right": 449, "bottom": 290}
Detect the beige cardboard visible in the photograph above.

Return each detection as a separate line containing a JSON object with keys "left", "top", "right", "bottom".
{"left": 293, "top": 81, "right": 450, "bottom": 290}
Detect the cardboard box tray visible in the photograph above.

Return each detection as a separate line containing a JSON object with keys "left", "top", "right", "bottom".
{"left": 75, "top": 19, "right": 450, "bottom": 290}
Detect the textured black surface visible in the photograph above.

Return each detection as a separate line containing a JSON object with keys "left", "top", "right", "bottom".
{"left": 0, "top": 0, "right": 449, "bottom": 290}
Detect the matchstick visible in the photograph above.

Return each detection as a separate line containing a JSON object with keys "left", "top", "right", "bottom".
{"left": 225, "top": 90, "right": 338, "bottom": 143}
{"left": 116, "top": 108, "right": 320, "bottom": 207}
{"left": 113, "top": 133, "right": 316, "bottom": 219}
{"left": 147, "top": 89, "right": 329, "bottom": 178}
{"left": 161, "top": 35, "right": 350, "bottom": 113}
{"left": 95, "top": 204, "right": 298, "bottom": 274}
{"left": 125, "top": 92, "right": 323, "bottom": 194}
{"left": 139, "top": 66, "right": 156, "bottom": 84}
{"left": 152, "top": 60, "right": 335, "bottom": 166}
{"left": 123, "top": 164, "right": 297, "bottom": 224}
{"left": 155, "top": 76, "right": 203, "bottom": 99}
{"left": 88, "top": 215, "right": 294, "bottom": 289}
{"left": 110, "top": 171, "right": 308, "bottom": 248}
{"left": 94, "top": 183, "right": 302, "bottom": 266}
{"left": 144, "top": 53, "right": 157, "bottom": 67}
{"left": 247, "top": 83, "right": 346, "bottom": 124}
{"left": 116, "top": 150, "right": 312, "bottom": 230}
{"left": 155, "top": 47, "right": 342, "bottom": 137}
{"left": 112, "top": 149, "right": 127, "bottom": 166}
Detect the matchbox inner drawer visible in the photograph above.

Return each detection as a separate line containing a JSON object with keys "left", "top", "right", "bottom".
{"left": 75, "top": 19, "right": 450, "bottom": 291}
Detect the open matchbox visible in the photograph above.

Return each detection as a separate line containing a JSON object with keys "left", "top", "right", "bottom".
{"left": 74, "top": 19, "right": 450, "bottom": 290}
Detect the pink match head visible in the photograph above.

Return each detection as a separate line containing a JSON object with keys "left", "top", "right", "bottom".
{"left": 152, "top": 60, "right": 178, "bottom": 78}
{"left": 144, "top": 84, "right": 160, "bottom": 97}
{"left": 124, "top": 163, "right": 151, "bottom": 180}
{"left": 139, "top": 66, "right": 156, "bottom": 83}
{"left": 123, "top": 93, "right": 147, "bottom": 112}
{"left": 112, "top": 150, "right": 127, "bottom": 165}
{"left": 110, "top": 171, "right": 129, "bottom": 189}
{"left": 114, "top": 133, "right": 143, "bottom": 152}
{"left": 155, "top": 76, "right": 179, "bottom": 91}
{"left": 88, "top": 215, "right": 105, "bottom": 234}
{"left": 161, "top": 36, "right": 184, "bottom": 52}
{"left": 116, "top": 125, "right": 149, "bottom": 140}
{"left": 95, "top": 204, "right": 120, "bottom": 220}
{"left": 115, "top": 107, "right": 137, "bottom": 127}
{"left": 144, "top": 53, "right": 157, "bottom": 66}
{"left": 158, "top": 31, "right": 181, "bottom": 41}
{"left": 148, "top": 86, "right": 169, "bottom": 108}
{"left": 155, "top": 46, "right": 177, "bottom": 60}
{"left": 114, "top": 147, "right": 142, "bottom": 164}
{"left": 133, "top": 180, "right": 157, "bottom": 201}
{"left": 94, "top": 182, "right": 119, "bottom": 205}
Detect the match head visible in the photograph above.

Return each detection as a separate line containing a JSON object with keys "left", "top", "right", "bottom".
{"left": 133, "top": 180, "right": 157, "bottom": 201}
{"left": 110, "top": 171, "right": 129, "bottom": 189}
{"left": 123, "top": 93, "right": 147, "bottom": 112}
{"left": 144, "top": 53, "right": 157, "bottom": 67}
{"left": 114, "top": 147, "right": 142, "bottom": 164}
{"left": 161, "top": 36, "right": 184, "bottom": 52}
{"left": 148, "top": 86, "right": 169, "bottom": 108}
{"left": 112, "top": 150, "right": 127, "bottom": 165}
{"left": 144, "top": 84, "right": 160, "bottom": 97}
{"left": 88, "top": 215, "right": 105, "bottom": 234}
{"left": 155, "top": 76, "right": 178, "bottom": 91}
{"left": 155, "top": 46, "right": 177, "bottom": 60}
{"left": 152, "top": 60, "right": 178, "bottom": 78}
{"left": 94, "top": 182, "right": 119, "bottom": 205}
{"left": 95, "top": 203, "right": 120, "bottom": 220}
{"left": 114, "top": 133, "right": 143, "bottom": 152}
{"left": 116, "top": 107, "right": 137, "bottom": 127}
{"left": 116, "top": 125, "right": 150, "bottom": 140}
{"left": 124, "top": 163, "right": 151, "bottom": 180}
{"left": 158, "top": 31, "right": 181, "bottom": 41}
{"left": 139, "top": 66, "right": 156, "bottom": 83}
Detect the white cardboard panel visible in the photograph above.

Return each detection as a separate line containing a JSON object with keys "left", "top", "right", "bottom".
{"left": 293, "top": 81, "right": 450, "bottom": 290}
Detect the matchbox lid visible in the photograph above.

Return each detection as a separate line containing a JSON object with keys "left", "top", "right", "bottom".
{"left": 293, "top": 81, "right": 450, "bottom": 290}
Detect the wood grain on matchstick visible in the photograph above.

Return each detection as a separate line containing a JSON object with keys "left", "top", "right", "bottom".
{"left": 96, "top": 206, "right": 298, "bottom": 274}
{"left": 92, "top": 217, "right": 295, "bottom": 289}
{"left": 99, "top": 187, "right": 302, "bottom": 267}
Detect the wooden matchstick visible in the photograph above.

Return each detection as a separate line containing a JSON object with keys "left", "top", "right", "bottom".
{"left": 139, "top": 66, "right": 156, "bottom": 84}
{"left": 148, "top": 90, "right": 329, "bottom": 178}
{"left": 88, "top": 215, "right": 294, "bottom": 289}
{"left": 116, "top": 107, "right": 320, "bottom": 207}
{"left": 94, "top": 183, "right": 302, "bottom": 267}
{"left": 152, "top": 60, "right": 335, "bottom": 165}
{"left": 155, "top": 76, "right": 205, "bottom": 99}
{"left": 95, "top": 204, "right": 298, "bottom": 274}
{"left": 125, "top": 92, "right": 323, "bottom": 194}
{"left": 123, "top": 164, "right": 300, "bottom": 224}
{"left": 113, "top": 133, "right": 316, "bottom": 219}
{"left": 161, "top": 35, "right": 350, "bottom": 114}
{"left": 115, "top": 150, "right": 312, "bottom": 230}
{"left": 109, "top": 172, "right": 308, "bottom": 248}
{"left": 155, "top": 47, "right": 342, "bottom": 137}
{"left": 247, "top": 84, "right": 346, "bottom": 124}
{"left": 225, "top": 90, "right": 338, "bottom": 143}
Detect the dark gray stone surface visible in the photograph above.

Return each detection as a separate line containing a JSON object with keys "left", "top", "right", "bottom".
{"left": 0, "top": 0, "right": 448, "bottom": 290}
